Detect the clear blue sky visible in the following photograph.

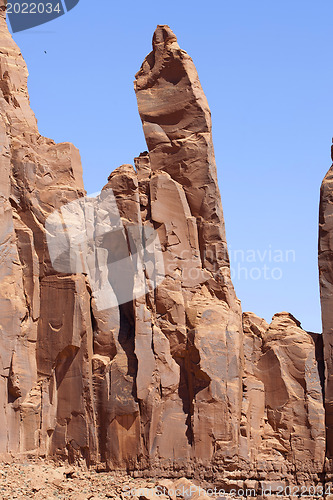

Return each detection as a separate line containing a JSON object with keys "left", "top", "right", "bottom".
{"left": 8, "top": 0, "right": 333, "bottom": 333}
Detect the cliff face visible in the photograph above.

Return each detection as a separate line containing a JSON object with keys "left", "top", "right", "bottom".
{"left": 0, "top": 5, "right": 327, "bottom": 486}
{"left": 242, "top": 313, "right": 325, "bottom": 476}
{"left": 0, "top": 0, "right": 94, "bottom": 462}
{"left": 319, "top": 141, "right": 333, "bottom": 465}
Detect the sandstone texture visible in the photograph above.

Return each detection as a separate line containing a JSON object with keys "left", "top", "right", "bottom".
{"left": 242, "top": 312, "right": 325, "bottom": 478}
{"left": 319, "top": 143, "right": 333, "bottom": 457}
{"left": 0, "top": 3, "right": 328, "bottom": 490}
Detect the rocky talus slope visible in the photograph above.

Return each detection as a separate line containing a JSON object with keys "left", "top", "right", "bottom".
{"left": 0, "top": 1, "right": 329, "bottom": 491}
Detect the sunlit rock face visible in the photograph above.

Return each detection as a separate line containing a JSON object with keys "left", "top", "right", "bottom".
{"left": 0, "top": 0, "right": 94, "bottom": 462}
{"left": 241, "top": 312, "right": 325, "bottom": 477}
{"left": 0, "top": 4, "right": 326, "bottom": 486}
{"left": 133, "top": 24, "right": 244, "bottom": 472}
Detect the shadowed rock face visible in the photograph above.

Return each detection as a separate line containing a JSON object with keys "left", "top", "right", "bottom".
{"left": 0, "top": 9, "right": 327, "bottom": 484}
{"left": 319, "top": 142, "right": 333, "bottom": 460}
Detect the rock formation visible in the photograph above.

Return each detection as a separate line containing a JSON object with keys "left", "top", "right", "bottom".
{"left": 319, "top": 140, "right": 333, "bottom": 470}
{"left": 0, "top": 0, "right": 95, "bottom": 462}
{"left": 242, "top": 312, "right": 325, "bottom": 479}
{"left": 0, "top": 1, "right": 328, "bottom": 488}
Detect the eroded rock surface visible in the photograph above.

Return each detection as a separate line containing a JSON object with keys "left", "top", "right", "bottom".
{"left": 319, "top": 143, "right": 333, "bottom": 465}
{"left": 0, "top": 0, "right": 93, "bottom": 462}
{"left": 242, "top": 312, "right": 325, "bottom": 482}
{"left": 0, "top": 6, "right": 327, "bottom": 486}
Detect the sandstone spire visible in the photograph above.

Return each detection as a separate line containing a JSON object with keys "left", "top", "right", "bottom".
{"left": 135, "top": 25, "right": 232, "bottom": 282}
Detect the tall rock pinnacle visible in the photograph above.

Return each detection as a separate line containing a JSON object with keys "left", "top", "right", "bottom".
{"left": 135, "top": 25, "right": 231, "bottom": 281}
{"left": 134, "top": 25, "right": 244, "bottom": 465}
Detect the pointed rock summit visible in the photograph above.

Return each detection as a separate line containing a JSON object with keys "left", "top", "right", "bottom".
{"left": 135, "top": 25, "right": 231, "bottom": 277}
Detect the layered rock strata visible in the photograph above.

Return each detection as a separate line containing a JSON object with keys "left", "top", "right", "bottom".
{"left": 0, "top": 3, "right": 327, "bottom": 486}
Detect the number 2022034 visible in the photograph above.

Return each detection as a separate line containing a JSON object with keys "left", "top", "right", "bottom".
{"left": 6, "top": 3, "right": 62, "bottom": 15}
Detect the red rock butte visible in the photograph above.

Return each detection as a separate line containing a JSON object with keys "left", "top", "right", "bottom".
{"left": 0, "top": 6, "right": 331, "bottom": 491}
